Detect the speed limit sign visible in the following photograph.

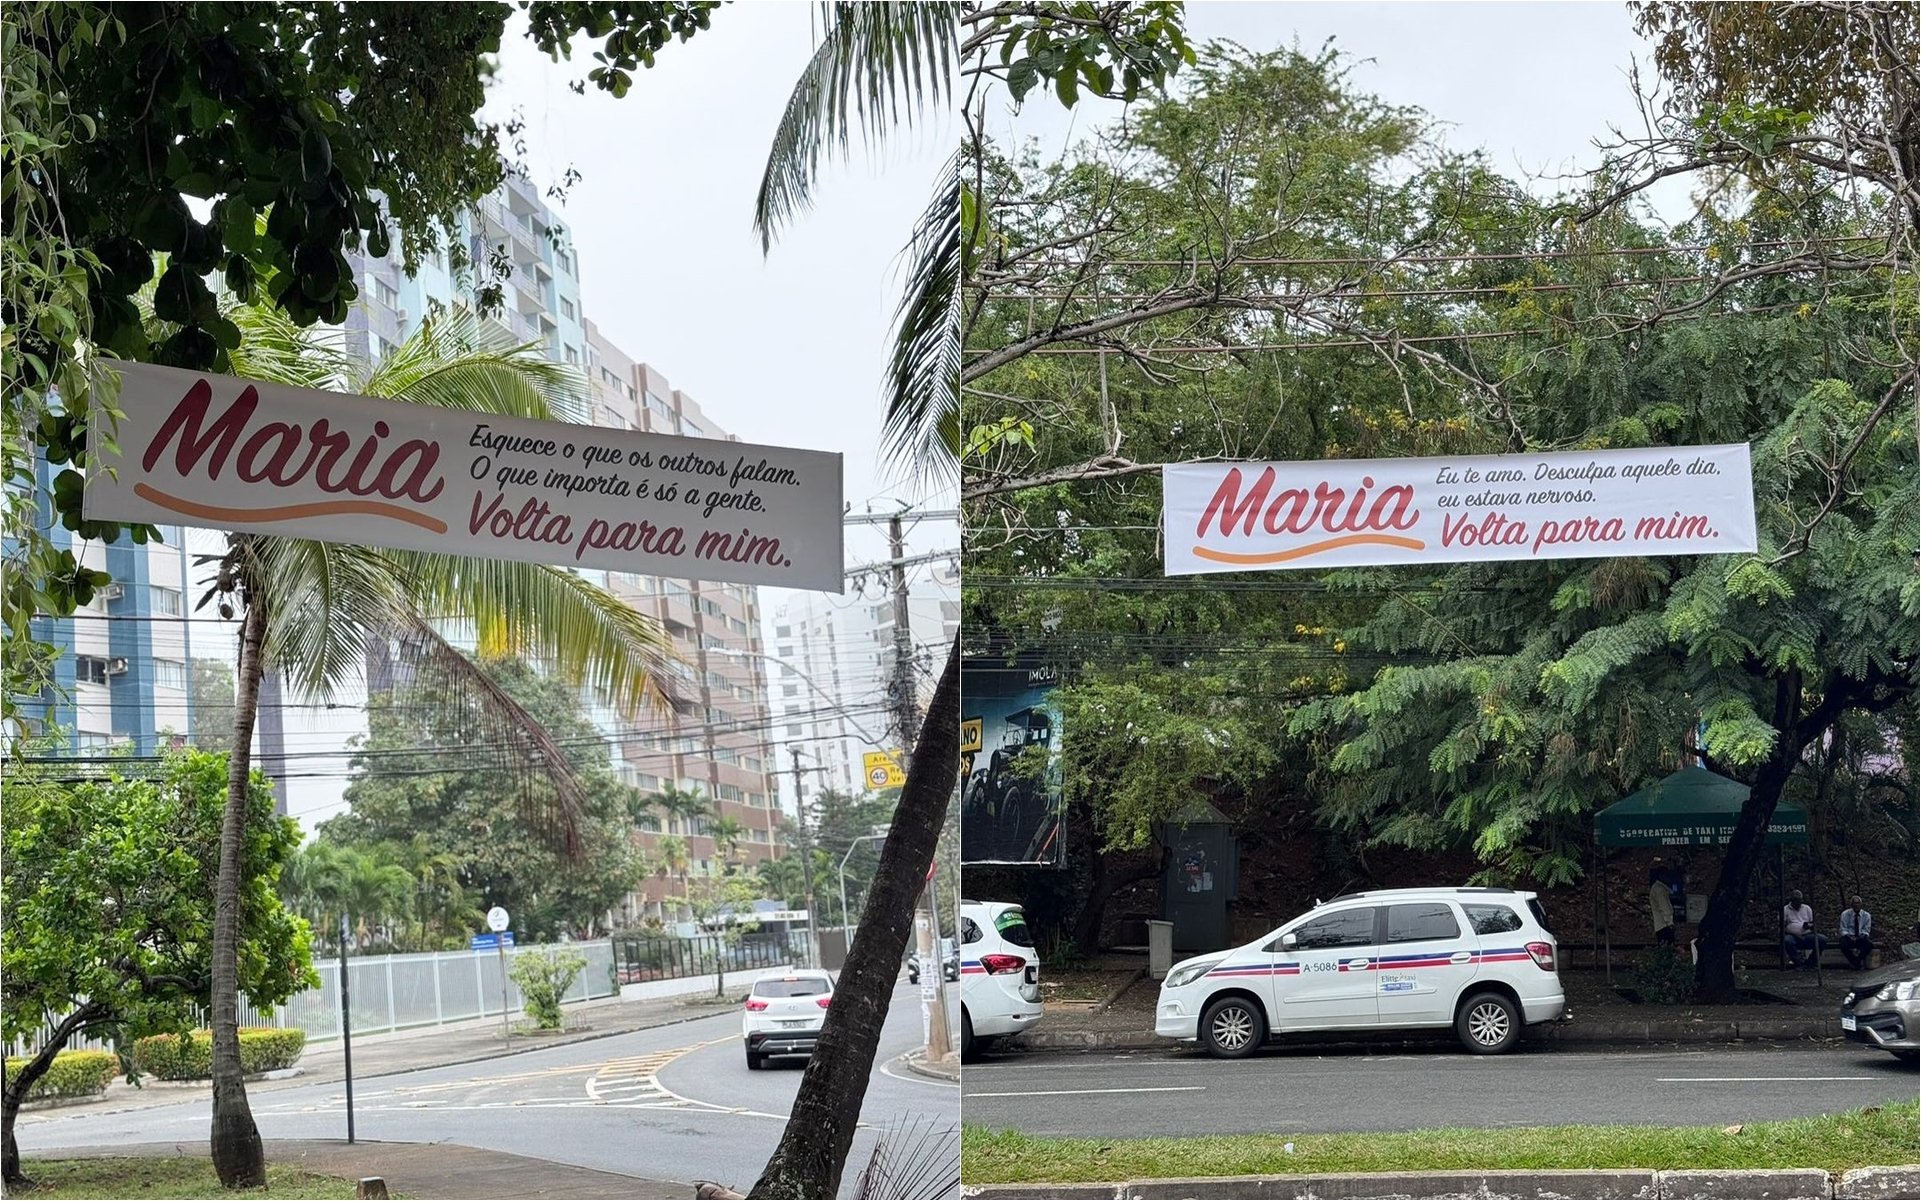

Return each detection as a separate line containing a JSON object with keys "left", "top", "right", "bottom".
{"left": 868, "top": 765, "right": 890, "bottom": 787}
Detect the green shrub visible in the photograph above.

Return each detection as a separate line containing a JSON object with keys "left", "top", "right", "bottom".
{"left": 2, "top": 1049, "right": 119, "bottom": 1099}
{"left": 130, "top": 1027, "right": 306, "bottom": 1080}
{"left": 1633, "top": 945, "right": 1696, "bottom": 1004}
{"left": 509, "top": 947, "right": 587, "bottom": 1030}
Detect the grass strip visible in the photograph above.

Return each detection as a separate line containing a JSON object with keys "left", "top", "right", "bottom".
{"left": 13, "top": 1157, "right": 367, "bottom": 1199}
{"left": 961, "top": 1100, "right": 1921, "bottom": 1184}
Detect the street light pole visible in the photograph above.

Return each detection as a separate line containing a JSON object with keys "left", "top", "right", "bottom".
{"left": 837, "top": 829, "right": 889, "bottom": 950}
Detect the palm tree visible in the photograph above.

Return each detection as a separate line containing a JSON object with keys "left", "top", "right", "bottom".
{"left": 711, "top": 815, "right": 748, "bottom": 865}
{"left": 202, "top": 307, "right": 671, "bottom": 1186}
{"left": 649, "top": 782, "right": 713, "bottom": 836}
{"left": 279, "top": 843, "right": 414, "bottom": 950}
{"left": 748, "top": 10, "right": 959, "bottom": 1195}
{"left": 756, "top": 855, "right": 808, "bottom": 910}
{"left": 655, "top": 835, "right": 692, "bottom": 918}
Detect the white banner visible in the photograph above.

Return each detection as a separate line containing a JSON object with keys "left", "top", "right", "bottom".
{"left": 1164, "top": 444, "right": 1755, "bottom": 575}
{"left": 85, "top": 362, "right": 844, "bottom": 591}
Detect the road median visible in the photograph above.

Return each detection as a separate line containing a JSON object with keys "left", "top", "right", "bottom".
{"left": 965, "top": 1166, "right": 1918, "bottom": 1199}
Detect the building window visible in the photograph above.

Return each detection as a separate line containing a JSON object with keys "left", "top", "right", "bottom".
{"left": 150, "top": 585, "right": 183, "bottom": 616}
{"left": 782, "top": 684, "right": 799, "bottom": 698}
{"left": 682, "top": 419, "right": 705, "bottom": 437}
{"left": 564, "top": 345, "right": 579, "bottom": 365}
{"left": 77, "top": 731, "right": 115, "bottom": 750}
{"left": 775, "top": 625, "right": 791, "bottom": 639}
{"left": 786, "top": 724, "right": 803, "bottom": 737}
{"left": 75, "top": 656, "right": 111, "bottom": 685}
{"left": 375, "top": 279, "right": 399, "bottom": 308}
{"left": 560, "top": 297, "right": 576, "bottom": 320}
{"left": 729, "top": 617, "right": 747, "bottom": 635}
{"left": 718, "top": 784, "right": 744, "bottom": 802}
{"left": 153, "top": 659, "right": 186, "bottom": 690}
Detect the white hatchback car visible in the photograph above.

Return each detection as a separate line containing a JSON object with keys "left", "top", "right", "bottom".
{"left": 1157, "top": 887, "right": 1566, "bottom": 1058}
{"left": 742, "top": 970, "right": 833, "bottom": 1069}
{"left": 959, "top": 900, "right": 1043, "bottom": 1058}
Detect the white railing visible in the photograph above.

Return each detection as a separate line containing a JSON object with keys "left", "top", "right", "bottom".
{"left": 5, "top": 939, "right": 619, "bottom": 1057}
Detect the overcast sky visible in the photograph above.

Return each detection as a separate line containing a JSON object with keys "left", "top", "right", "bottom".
{"left": 992, "top": 1, "right": 1689, "bottom": 220}
{"left": 250, "top": 3, "right": 1689, "bottom": 827}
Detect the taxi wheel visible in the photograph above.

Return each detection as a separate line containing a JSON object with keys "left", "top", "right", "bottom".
{"left": 1456, "top": 991, "right": 1521, "bottom": 1054}
{"left": 1200, "top": 996, "right": 1265, "bottom": 1059}
{"left": 960, "top": 1010, "right": 975, "bottom": 1061}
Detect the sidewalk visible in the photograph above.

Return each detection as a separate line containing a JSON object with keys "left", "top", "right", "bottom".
{"left": 25, "top": 990, "right": 741, "bottom": 1118}
{"left": 44, "top": 1138, "right": 691, "bottom": 1199}
{"left": 1015, "top": 962, "right": 1859, "bottom": 1053}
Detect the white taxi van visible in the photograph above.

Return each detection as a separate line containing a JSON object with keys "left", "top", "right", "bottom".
{"left": 1157, "top": 887, "right": 1565, "bottom": 1058}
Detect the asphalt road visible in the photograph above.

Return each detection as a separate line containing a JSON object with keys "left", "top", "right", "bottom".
{"left": 20, "top": 980, "right": 959, "bottom": 1198}
{"left": 962, "top": 1042, "right": 1918, "bottom": 1139}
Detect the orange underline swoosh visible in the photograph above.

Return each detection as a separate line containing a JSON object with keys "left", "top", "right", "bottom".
{"left": 133, "top": 483, "right": 449, "bottom": 534}
{"left": 1191, "top": 534, "right": 1426, "bottom": 564}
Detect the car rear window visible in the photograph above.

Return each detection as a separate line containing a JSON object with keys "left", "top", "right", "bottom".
{"left": 1463, "top": 904, "right": 1523, "bottom": 934}
{"left": 1527, "top": 898, "right": 1552, "bottom": 932}
{"left": 753, "top": 976, "right": 830, "bottom": 998}
{"left": 993, "top": 909, "right": 1034, "bottom": 947}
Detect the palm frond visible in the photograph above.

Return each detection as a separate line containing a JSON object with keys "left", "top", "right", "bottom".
{"left": 884, "top": 149, "right": 961, "bottom": 480}
{"left": 361, "top": 309, "right": 589, "bottom": 422}
{"left": 386, "top": 614, "right": 593, "bottom": 858}
{"left": 226, "top": 302, "right": 356, "bottom": 392}
{"left": 243, "top": 537, "right": 414, "bottom": 702}
{"left": 754, "top": 2, "right": 956, "bottom": 251}
{"left": 387, "top": 551, "right": 675, "bottom": 715}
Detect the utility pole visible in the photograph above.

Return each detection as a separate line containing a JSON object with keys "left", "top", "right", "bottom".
{"left": 787, "top": 744, "right": 825, "bottom": 968}
{"left": 887, "top": 509, "right": 952, "bottom": 1063}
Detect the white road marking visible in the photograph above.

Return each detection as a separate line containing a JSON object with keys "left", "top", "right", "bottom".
{"left": 878, "top": 1055, "right": 960, "bottom": 1089}
{"left": 965, "top": 1086, "right": 1206, "bottom": 1098}
{"left": 1656, "top": 1076, "right": 1877, "bottom": 1082}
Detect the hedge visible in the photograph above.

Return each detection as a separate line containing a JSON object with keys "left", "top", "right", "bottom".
{"left": 130, "top": 1028, "right": 306, "bottom": 1080}
{"left": 3, "top": 1050, "right": 119, "bottom": 1100}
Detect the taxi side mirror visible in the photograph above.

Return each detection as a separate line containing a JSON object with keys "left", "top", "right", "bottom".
{"left": 1280, "top": 932, "right": 1299, "bottom": 950}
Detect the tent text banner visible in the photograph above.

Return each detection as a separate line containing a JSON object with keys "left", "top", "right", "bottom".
{"left": 84, "top": 361, "right": 844, "bottom": 592}
{"left": 1164, "top": 444, "right": 1755, "bottom": 575}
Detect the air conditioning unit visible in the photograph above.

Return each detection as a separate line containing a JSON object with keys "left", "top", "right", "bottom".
{"left": 394, "top": 308, "right": 409, "bottom": 325}
{"left": 98, "top": 584, "right": 124, "bottom": 601}
{"left": 105, "top": 657, "right": 130, "bottom": 676}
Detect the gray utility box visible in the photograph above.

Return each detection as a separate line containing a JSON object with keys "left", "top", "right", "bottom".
{"left": 1148, "top": 920, "right": 1174, "bottom": 980}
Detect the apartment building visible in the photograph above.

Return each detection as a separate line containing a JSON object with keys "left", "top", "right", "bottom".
{"left": 19, "top": 473, "right": 202, "bottom": 755}
{"left": 341, "top": 173, "right": 783, "bottom": 925}
{"left": 766, "top": 556, "right": 960, "bottom": 812}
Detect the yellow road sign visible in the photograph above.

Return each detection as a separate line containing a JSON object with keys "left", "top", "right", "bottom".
{"left": 863, "top": 750, "right": 905, "bottom": 789}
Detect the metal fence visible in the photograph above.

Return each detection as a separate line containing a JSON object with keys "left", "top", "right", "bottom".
{"left": 5, "top": 939, "right": 622, "bottom": 1056}
{"left": 611, "top": 931, "right": 797, "bottom": 986}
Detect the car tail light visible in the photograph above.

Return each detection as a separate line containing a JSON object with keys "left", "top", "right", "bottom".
{"left": 1526, "top": 942, "right": 1556, "bottom": 971}
{"left": 816, "top": 996, "right": 832, "bottom": 1009}
{"left": 981, "top": 953, "right": 1026, "bottom": 975}
{"left": 744, "top": 998, "right": 769, "bottom": 1011}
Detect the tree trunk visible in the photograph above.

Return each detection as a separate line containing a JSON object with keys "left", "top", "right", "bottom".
{"left": 1071, "top": 848, "right": 1161, "bottom": 956}
{"left": 748, "top": 637, "right": 958, "bottom": 1200}
{"left": 1692, "top": 669, "right": 1856, "bottom": 1003}
{"left": 210, "top": 577, "right": 268, "bottom": 1187}
{"left": 3, "top": 1003, "right": 105, "bottom": 1188}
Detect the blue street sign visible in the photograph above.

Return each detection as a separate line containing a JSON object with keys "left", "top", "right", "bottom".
{"left": 470, "top": 931, "right": 515, "bottom": 952}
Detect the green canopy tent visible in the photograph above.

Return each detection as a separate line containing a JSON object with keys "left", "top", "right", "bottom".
{"left": 1592, "top": 769, "right": 1812, "bottom": 980}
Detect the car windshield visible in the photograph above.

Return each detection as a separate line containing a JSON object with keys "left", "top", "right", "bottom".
{"left": 753, "top": 976, "right": 830, "bottom": 998}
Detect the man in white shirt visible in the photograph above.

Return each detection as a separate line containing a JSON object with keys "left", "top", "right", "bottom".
{"left": 1782, "top": 890, "right": 1823, "bottom": 969}
{"left": 1838, "top": 896, "right": 1874, "bottom": 970}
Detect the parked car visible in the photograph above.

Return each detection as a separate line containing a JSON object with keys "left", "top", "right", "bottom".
{"left": 742, "top": 970, "right": 834, "bottom": 1069}
{"left": 1157, "top": 886, "right": 1566, "bottom": 1058}
{"left": 1840, "top": 959, "right": 1919, "bottom": 1065}
{"left": 959, "top": 900, "right": 1043, "bottom": 1059}
{"left": 907, "top": 937, "right": 959, "bottom": 984}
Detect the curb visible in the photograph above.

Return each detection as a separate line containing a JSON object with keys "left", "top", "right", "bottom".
{"left": 1010, "top": 1020, "right": 1842, "bottom": 1053}
{"left": 900, "top": 1051, "right": 962, "bottom": 1084}
{"left": 963, "top": 1166, "right": 1919, "bottom": 1200}
{"left": 25, "top": 1004, "right": 741, "bottom": 1119}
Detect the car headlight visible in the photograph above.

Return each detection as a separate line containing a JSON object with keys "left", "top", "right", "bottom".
{"left": 1164, "top": 960, "right": 1223, "bottom": 990}
{"left": 1875, "top": 980, "right": 1920, "bottom": 1002}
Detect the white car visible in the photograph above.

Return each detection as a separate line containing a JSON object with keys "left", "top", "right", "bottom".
{"left": 742, "top": 970, "right": 833, "bottom": 1069}
{"left": 959, "top": 900, "right": 1043, "bottom": 1058}
{"left": 1157, "top": 887, "right": 1566, "bottom": 1058}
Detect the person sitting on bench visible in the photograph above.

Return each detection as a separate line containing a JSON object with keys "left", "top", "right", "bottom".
{"left": 1838, "top": 897, "right": 1874, "bottom": 971}
{"left": 1782, "top": 891, "right": 1825, "bottom": 968}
